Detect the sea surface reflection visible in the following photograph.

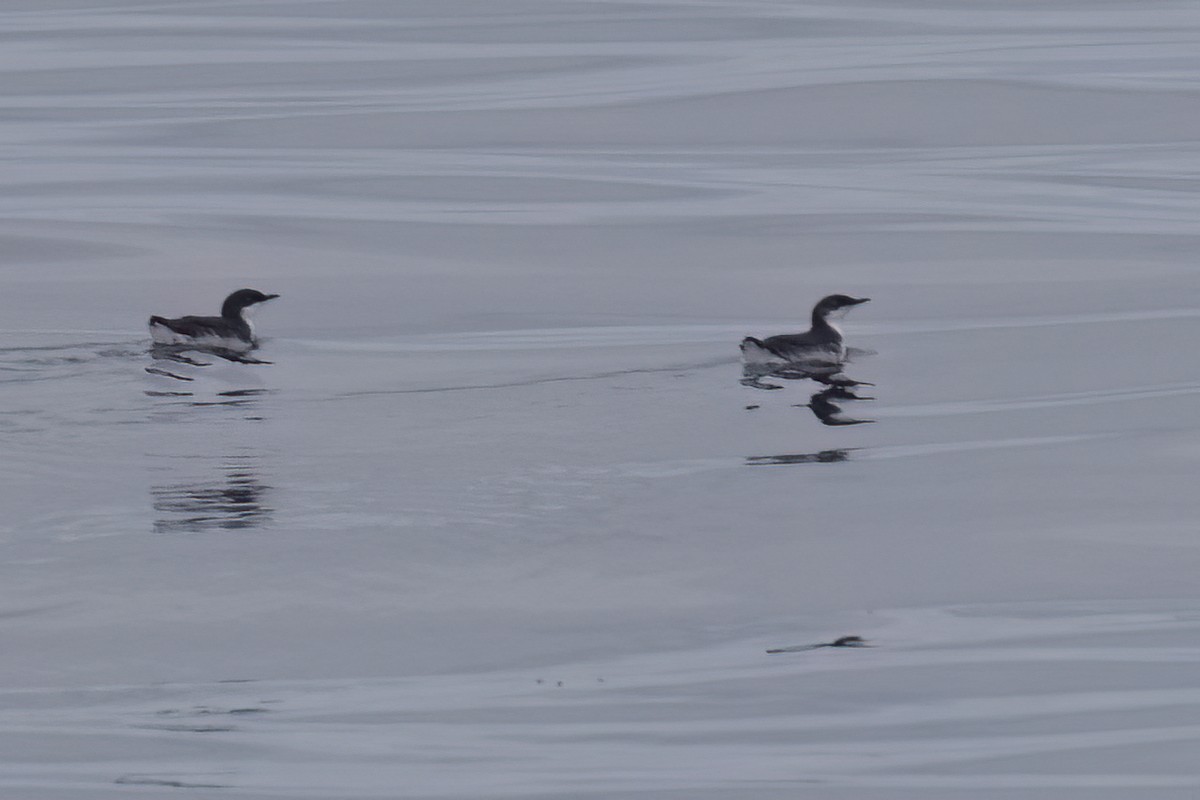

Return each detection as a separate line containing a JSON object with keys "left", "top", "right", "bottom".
{"left": 740, "top": 345, "right": 875, "bottom": 392}
{"left": 745, "top": 449, "right": 852, "bottom": 466}
{"left": 151, "top": 453, "right": 272, "bottom": 534}
{"left": 797, "top": 386, "right": 875, "bottom": 427}
{"left": 144, "top": 341, "right": 275, "bottom": 411}
{"left": 144, "top": 342, "right": 276, "bottom": 533}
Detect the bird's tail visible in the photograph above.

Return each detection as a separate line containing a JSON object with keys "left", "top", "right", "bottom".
{"left": 741, "top": 337, "right": 784, "bottom": 387}
{"left": 740, "top": 337, "right": 777, "bottom": 365}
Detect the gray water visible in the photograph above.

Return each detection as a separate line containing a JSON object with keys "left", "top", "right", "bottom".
{"left": 3, "top": 1, "right": 1200, "bottom": 797}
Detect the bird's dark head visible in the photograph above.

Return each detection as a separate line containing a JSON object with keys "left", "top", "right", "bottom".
{"left": 222, "top": 289, "right": 280, "bottom": 319}
{"left": 814, "top": 294, "right": 870, "bottom": 318}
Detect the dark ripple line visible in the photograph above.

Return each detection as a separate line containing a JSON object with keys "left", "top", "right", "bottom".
{"left": 335, "top": 357, "right": 737, "bottom": 399}
{"left": 0, "top": 339, "right": 134, "bottom": 353}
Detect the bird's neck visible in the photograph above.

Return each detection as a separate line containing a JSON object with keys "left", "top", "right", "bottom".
{"left": 222, "top": 304, "right": 247, "bottom": 321}
{"left": 811, "top": 309, "right": 840, "bottom": 336}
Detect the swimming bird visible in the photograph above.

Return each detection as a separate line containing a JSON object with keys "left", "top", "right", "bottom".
{"left": 149, "top": 289, "right": 279, "bottom": 353}
{"left": 741, "top": 294, "right": 870, "bottom": 365}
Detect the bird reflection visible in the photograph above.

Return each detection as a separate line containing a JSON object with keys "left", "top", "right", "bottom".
{"left": 149, "top": 343, "right": 273, "bottom": 367}
{"left": 741, "top": 356, "right": 873, "bottom": 391}
{"left": 796, "top": 386, "right": 875, "bottom": 426}
{"left": 151, "top": 455, "right": 272, "bottom": 534}
{"left": 766, "top": 635, "right": 870, "bottom": 654}
{"left": 742, "top": 357, "right": 832, "bottom": 390}
{"left": 745, "top": 449, "right": 852, "bottom": 466}
{"left": 144, "top": 342, "right": 273, "bottom": 407}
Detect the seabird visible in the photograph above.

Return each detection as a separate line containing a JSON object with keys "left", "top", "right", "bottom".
{"left": 741, "top": 294, "right": 870, "bottom": 365}
{"left": 149, "top": 289, "right": 279, "bottom": 353}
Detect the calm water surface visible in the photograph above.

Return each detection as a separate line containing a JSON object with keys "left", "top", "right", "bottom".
{"left": 2, "top": 1, "right": 1200, "bottom": 797}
